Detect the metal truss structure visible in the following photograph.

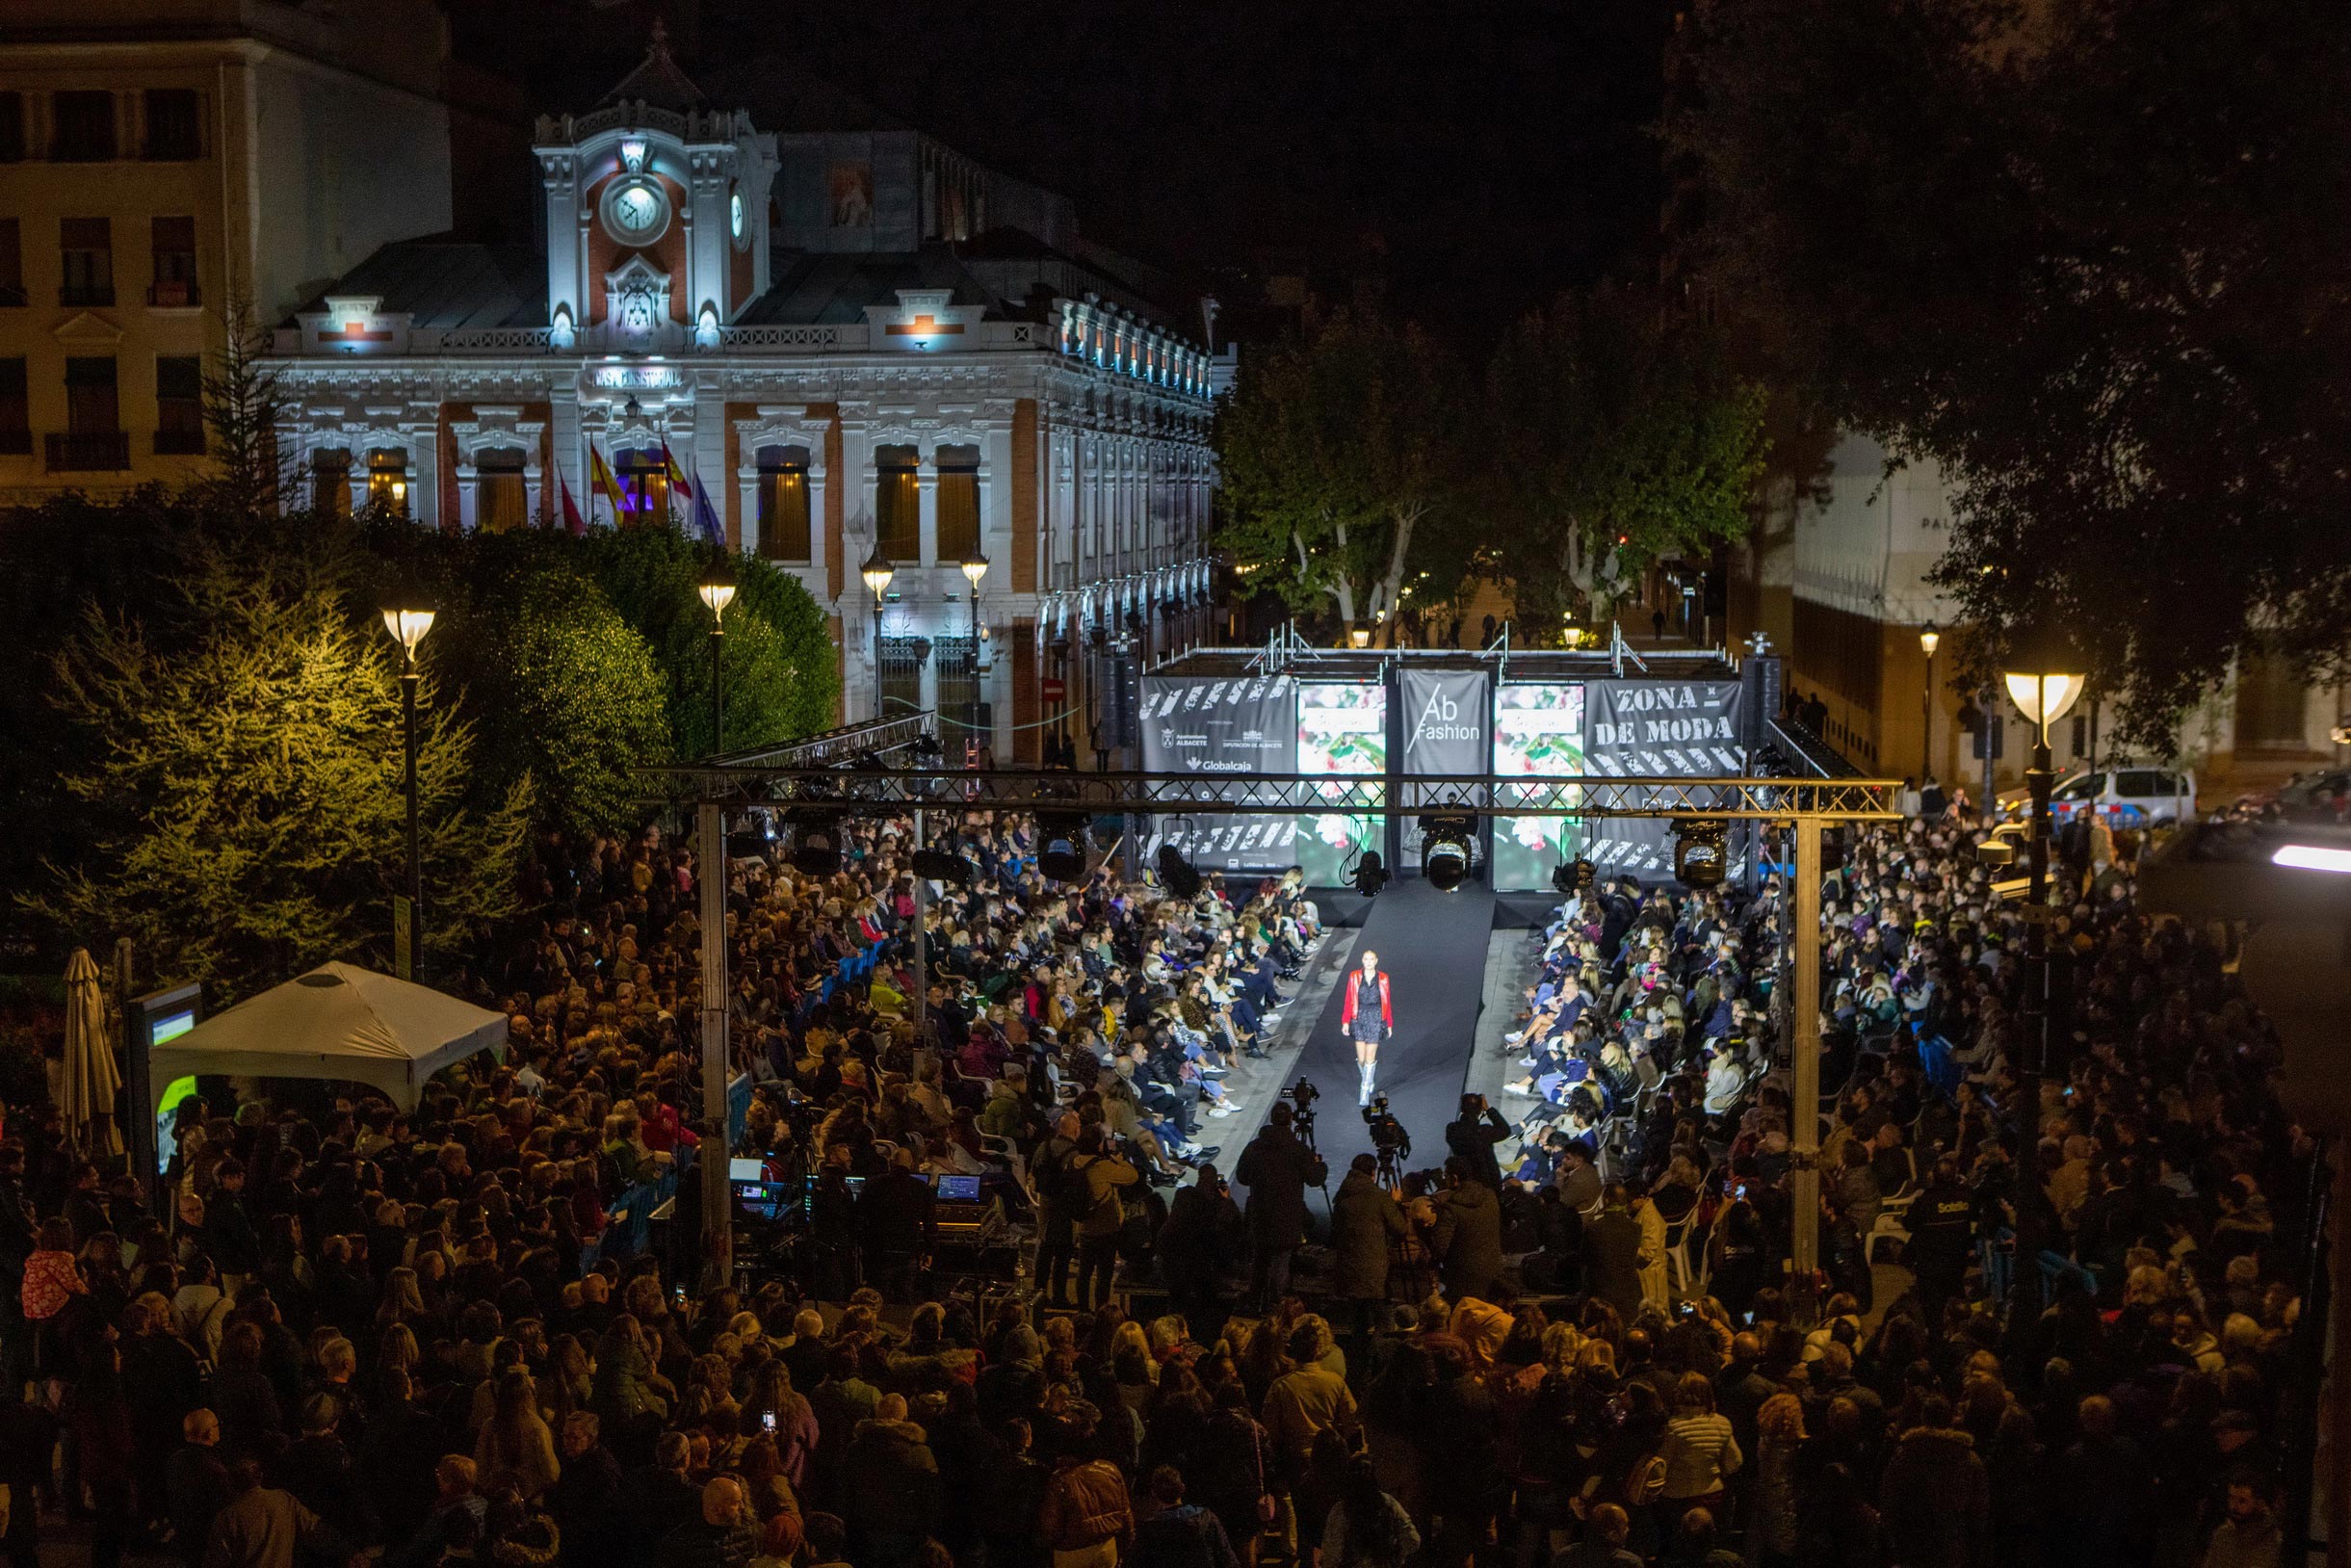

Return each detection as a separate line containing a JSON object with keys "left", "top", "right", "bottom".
{"left": 676, "top": 747, "right": 1894, "bottom": 1318}
{"left": 704, "top": 713, "right": 930, "bottom": 771}
{"left": 662, "top": 767, "right": 1901, "bottom": 822}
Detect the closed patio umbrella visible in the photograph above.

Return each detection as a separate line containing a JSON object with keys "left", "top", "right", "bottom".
{"left": 60, "top": 947, "right": 122, "bottom": 1155}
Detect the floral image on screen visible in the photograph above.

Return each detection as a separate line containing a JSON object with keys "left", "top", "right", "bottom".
{"left": 1295, "top": 683, "right": 1387, "bottom": 885}
{"left": 1493, "top": 684, "right": 1585, "bottom": 891}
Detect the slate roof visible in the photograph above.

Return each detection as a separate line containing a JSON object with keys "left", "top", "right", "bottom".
{"left": 735, "top": 248, "right": 1000, "bottom": 327}
{"left": 289, "top": 242, "right": 549, "bottom": 330}
{"left": 596, "top": 20, "right": 704, "bottom": 113}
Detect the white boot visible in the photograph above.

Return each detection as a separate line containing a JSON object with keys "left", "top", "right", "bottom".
{"left": 1359, "top": 1060, "right": 1375, "bottom": 1106}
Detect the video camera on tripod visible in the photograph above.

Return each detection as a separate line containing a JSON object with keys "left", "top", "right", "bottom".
{"left": 1287, "top": 1078, "right": 1319, "bottom": 1149}
{"left": 1361, "top": 1093, "right": 1411, "bottom": 1185}
{"left": 1360, "top": 1094, "right": 1409, "bottom": 1149}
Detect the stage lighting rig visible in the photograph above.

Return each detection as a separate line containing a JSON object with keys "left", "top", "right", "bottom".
{"left": 912, "top": 846, "right": 977, "bottom": 886}
{"left": 1156, "top": 842, "right": 1204, "bottom": 899}
{"left": 1037, "top": 809, "right": 1097, "bottom": 884}
{"left": 1419, "top": 812, "right": 1477, "bottom": 893}
{"left": 1350, "top": 849, "right": 1390, "bottom": 898}
{"left": 1674, "top": 819, "right": 1729, "bottom": 887}
{"left": 790, "top": 810, "right": 847, "bottom": 876}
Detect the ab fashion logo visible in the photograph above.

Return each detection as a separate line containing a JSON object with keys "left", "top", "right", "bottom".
{"left": 1414, "top": 685, "right": 1482, "bottom": 745}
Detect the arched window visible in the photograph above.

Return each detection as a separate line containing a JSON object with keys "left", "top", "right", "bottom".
{"left": 475, "top": 447, "right": 527, "bottom": 532}
{"left": 875, "top": 443, "right": 919, "bottom": 561}
{"left": 615, "top": 448, "right": 670, "bottom": 527}
{"left": 755, "top": 444, "right": 811, "bottom": 563}
{"left": 312, "top": 449, "right": 352, "bottom": 518}
{"left": 367, "top": 449, "right": 409, "bottom": 517}
{"left": 935, "top": 443, "right": 980, "bottom": 562}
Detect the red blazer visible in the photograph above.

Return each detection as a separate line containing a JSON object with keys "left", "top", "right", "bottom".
{"left": 1341, "top": 970, "right": 1392, "bottom": 1031}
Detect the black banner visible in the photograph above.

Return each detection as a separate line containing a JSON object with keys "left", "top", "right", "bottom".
{"left": 1583, "top": 678, "right": 1746, "bottom": 882}
{"left": 1398, "top": 666, "right": 1490, "bottom": 869}
{"left": 1139, "top": 673, "right": 1298, "bottom": 871}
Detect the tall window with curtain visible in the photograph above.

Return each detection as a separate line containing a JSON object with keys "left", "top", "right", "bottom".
{"left": 313, "top": 450, "right": 352, "bottom": 517}
{"left": 475, "top": 448, "right": 527, "bottom": 532}
{"left": 367, "top": 450, "right": 409, "bottom": 516}
{"left": 935, "top": 443, "right": 980, "bottom": 562}
{"left": 875, "top": 444, "right": 920, "bottom": 561}
{"left": 756, "top": 445, "right": 812, "bottom": 562}
{"left": 616, "top": 449, "right": 669, "bottom": 526}
{"left": 154, "top": 354, "right": 203, "bottom": 453}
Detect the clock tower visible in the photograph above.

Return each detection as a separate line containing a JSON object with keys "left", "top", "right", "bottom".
{"left": 533, "top": 23, "right": 777, "bottom": 353}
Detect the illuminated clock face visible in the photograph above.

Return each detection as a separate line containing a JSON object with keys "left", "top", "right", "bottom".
{"left": 729, "top": 188, "right": 745, "bottom": 242}
{"left": 601, "top": 176, "right": 670, "bottom": 245}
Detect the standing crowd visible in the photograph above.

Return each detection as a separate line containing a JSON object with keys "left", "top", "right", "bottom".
{"left": 0, "top": 800, "right": 2312, "bottom": 1568}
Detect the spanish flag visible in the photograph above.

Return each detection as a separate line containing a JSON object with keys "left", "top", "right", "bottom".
{"left": 660, "top": 440, "right": 694, "bottom": 503}
{"left": 557, "top": 463, "right": 587, "bottom": 536}
{"left": 587, "top": 441, "right": 627, "bottom": 520}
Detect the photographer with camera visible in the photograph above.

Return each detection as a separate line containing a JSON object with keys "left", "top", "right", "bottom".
{"left": 1445, "top": 1093, "right": 1511, "bottom": 1191}
{"left": 1329, "top": 1154, "right": 1409, "bottom": 1340}
{"left": 1427, "top": 1155, "right": 1505, "bottom": 1302}
{"left": 1236, "top": 1103, "right": 1327, "bottom": 1312}
{"left": 1156, "top": 1163, "right": 1239, "bottom": 1331}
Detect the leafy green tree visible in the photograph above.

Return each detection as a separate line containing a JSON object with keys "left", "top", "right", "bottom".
{"left": 438, "top": 539, "right": 672, "bottom": 836}
{"left": 200, "top": 286, "right": 289, "bottom": 520}
{"left": 1671, "top": 0, "right": 2351, "bottom": 738}
{"left": 1483, "top": 287, "right": 1769, "bottom": 633}
{"left": 1216, "top": 313, "right": 1468, "bottom": 640}
{"left": 582, "top": 526, "right": 839, "bottom": 757}
{"left": 26, "top": 544, "right": 530, "bottom": 1002}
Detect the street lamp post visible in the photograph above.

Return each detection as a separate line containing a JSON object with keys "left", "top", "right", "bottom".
{"left": 2000, "top": 623, "right": 2087, "bottom": 1319}
{"left": 960, "top": 550, "right": 989, "bottom": 761}
{"left": 698, "top": 577, "right": 735, "bottom": 756}
{"left": 860, "top": 544, "right": 895, "bottom": 721}
{"left": 1919, "top": 623, "right": 1941, "bottom": 780}
{"left": 381, "top": 606, "right": 436, "bottom": 983}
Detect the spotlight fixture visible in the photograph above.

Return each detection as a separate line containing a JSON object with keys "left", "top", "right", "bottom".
{"left": 1350, "top": 849, "right": 1390, "bottom": 898}
{"left": 1674, "top": 819, "right": 1729, "bottom": 888}
{"left": 1156, "top": 842, "right": 1203, "bottom": 899}
{"left": 791, "top": 812, "right": 847, "bottom": 877}
{"left": 1552, "top": 859, "right": 1578, "bottom": 897}
{"left": 1418, "top": 813, "right": 1476, "bottom": 893}
{"left": 1037, "top": 810, "right": 1096, "bottom": 884}
{"left": 912, "top": 847, "right": 977, "bottom": 886}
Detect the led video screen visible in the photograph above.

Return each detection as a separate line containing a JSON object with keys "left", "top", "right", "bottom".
{"left": 1293, "top": 682, "right": 1388, "bottom": 885}
{"left": 1492, "top": 683, "right": 1586, "bottom": 891}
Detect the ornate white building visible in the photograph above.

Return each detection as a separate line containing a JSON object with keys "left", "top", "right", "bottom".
{"left": 268, "top": 30, "right": 1221, "bottom": 758}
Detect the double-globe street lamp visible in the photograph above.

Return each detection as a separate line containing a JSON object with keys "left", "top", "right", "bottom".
{"left": 860, "top": 544, "right": 895, "bottom": 719}
{"left": 960, "top": 549, "right": 989, "bottom": 756}
{"left": 698, "top": 576, "right": 736, "bottom": 755}
{"left": 380, "top": 605, "right": 437, "bottom": 983}
{"left": 1999, "top": 619, "right": 2087, "bottom": 1312}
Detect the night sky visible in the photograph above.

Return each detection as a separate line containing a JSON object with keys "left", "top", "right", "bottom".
{"left": 458, "top": 0, "right": 1674, "bottom": 340}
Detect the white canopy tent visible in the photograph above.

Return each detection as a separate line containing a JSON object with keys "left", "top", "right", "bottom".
{"left": 149, "top": 961, "right": 506, "bottom": 1111}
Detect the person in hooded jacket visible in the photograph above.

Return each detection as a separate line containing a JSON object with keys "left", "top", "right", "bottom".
{"left": 842, "top": 1392, "right": 939, "bottom": 1568}
{"left": 1428, "top": 1157, "right": 1505, "bottom": 1302}
{"left": 1877, "top": 1393, "right": 1990, "bottom": 1568}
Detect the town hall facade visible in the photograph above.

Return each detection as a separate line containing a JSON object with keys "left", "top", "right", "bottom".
{"left": 267, "top": 32, "right": 1222, "bottom": 758}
